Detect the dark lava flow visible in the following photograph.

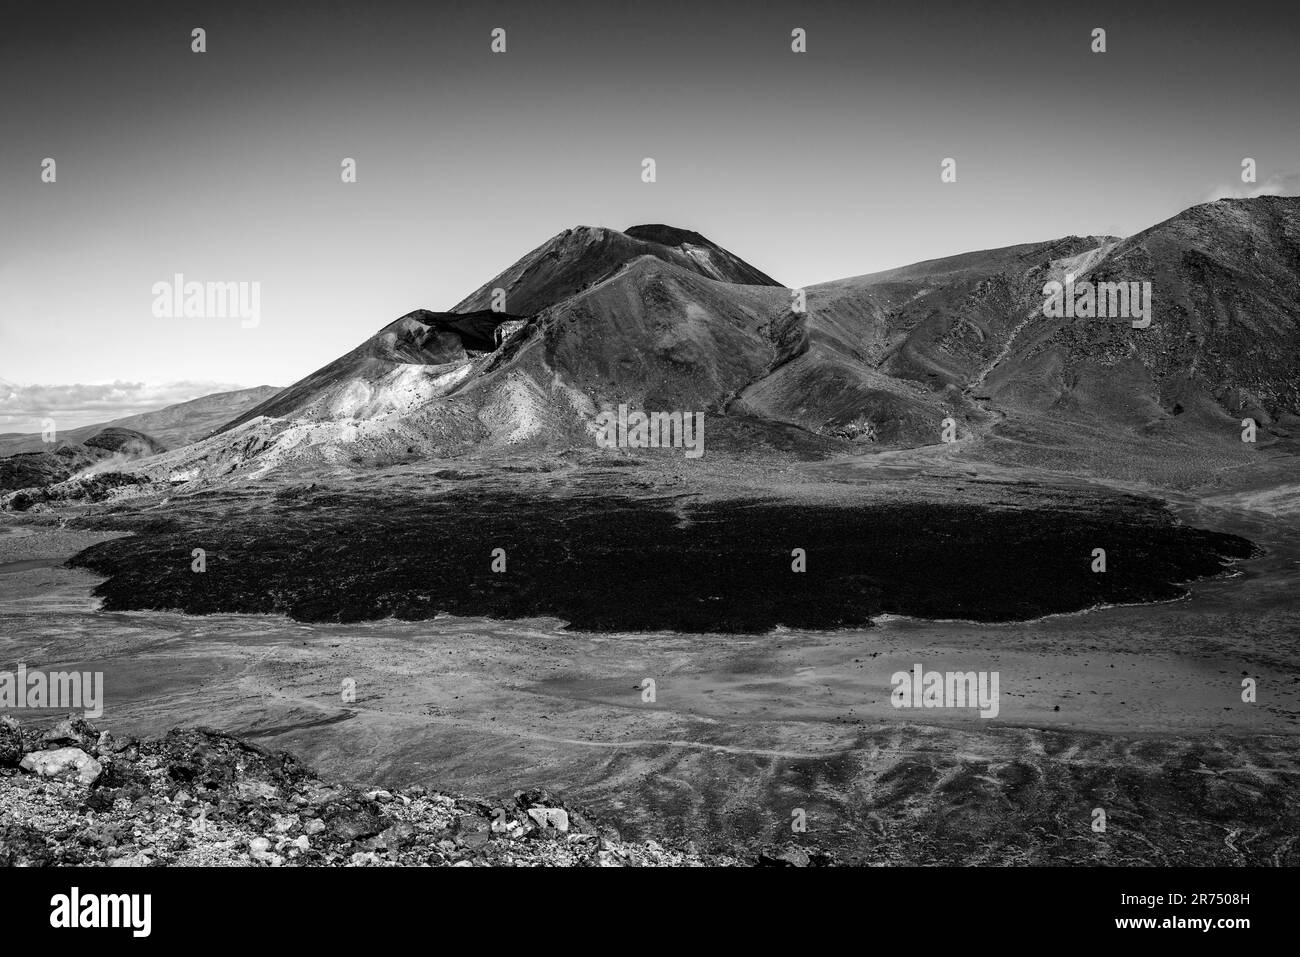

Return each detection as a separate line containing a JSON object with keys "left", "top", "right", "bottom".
{"left": 69, "top": 492, "right": 1255, "bottom": 633}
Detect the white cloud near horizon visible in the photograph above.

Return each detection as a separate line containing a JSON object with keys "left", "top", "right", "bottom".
{"left": 0, "top": 380, "right": 249, "bottom": 433}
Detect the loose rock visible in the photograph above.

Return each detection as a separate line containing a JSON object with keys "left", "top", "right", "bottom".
{"left": 19, "top": 747, "right": 103, "bottom": 786}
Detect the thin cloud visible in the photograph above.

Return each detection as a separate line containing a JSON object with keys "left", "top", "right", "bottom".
{"left": 1203, "top": 171, "right": 1300, "bottom": 202}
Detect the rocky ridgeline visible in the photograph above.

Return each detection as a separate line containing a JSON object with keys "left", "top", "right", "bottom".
{"left": 0, "top": 716, "right": 825, "bottom": 867}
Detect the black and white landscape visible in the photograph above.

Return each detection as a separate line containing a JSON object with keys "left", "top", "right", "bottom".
{"left": 1, "top": 0, "right": 1298, "bottom": 883}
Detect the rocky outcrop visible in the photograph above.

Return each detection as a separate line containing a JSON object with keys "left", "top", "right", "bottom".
{"left": 1, "top": 471, "right": 150, "bottom": 512}
{"left": 0, "top": 719, "right": 23, "bottom": 767}
{"left": 0, "top": 717, "right": 753, "bottom": 867}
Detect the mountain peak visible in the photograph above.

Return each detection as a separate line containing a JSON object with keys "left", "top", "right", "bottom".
{"left": 452, "top": 223, "right": 782, "bottom": 316}
{"left": 623, "top": 224, "right": 711, "bottom": 247}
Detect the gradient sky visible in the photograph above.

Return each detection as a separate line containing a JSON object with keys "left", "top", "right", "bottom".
{"left": 2, "top": 0, "right": 1297, "bottom": 429}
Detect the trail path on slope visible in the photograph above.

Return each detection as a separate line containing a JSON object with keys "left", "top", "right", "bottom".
{"left": 969, "top": 240, "right": 1118, "bottom": 392}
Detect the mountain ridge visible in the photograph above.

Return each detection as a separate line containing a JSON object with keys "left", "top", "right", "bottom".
{"left": 43, "top": 197, "right": 1297, "bottom": 489}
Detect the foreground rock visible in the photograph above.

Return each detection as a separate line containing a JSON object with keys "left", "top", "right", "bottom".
{"left": 0, "top": 718, "right": 23, "bottom": 767}
{"left": 19, "top": 748, "right": 103, "bottom": 786}
{"left": 0, "top": 717, "right": 754, "bottom": 867}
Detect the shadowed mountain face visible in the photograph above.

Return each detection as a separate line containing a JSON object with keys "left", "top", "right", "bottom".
{"left": 140, "top": 198, "right": 1300, "bottom": 482}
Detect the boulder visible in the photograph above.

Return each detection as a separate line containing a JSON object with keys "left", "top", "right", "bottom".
{"left": 758, "top": 844, "right": 811, "bottom": 867}
{"left": 0, "top": 716, "right": 24, "bottom": 766}
{"left": 19, "top": 747, "right": 103, "bottom": 786}
{"left": 0, "top": 824, "right": 54, "bottom": 866}
{"left": 235, "top": 780, "right": 281, "bottom": 802}
{"left": 39, "top": 716, "right": 100, "bottom": 751}
{"left": 527, "top": 807, "right": 570, "bottom": 833}
{"left": 324, "top": 802, "right": 386, "bottom": 842}
{"left": 454, "top": 813, "right": 492, "bottom": 836}
{"left": 380, "top": 821, "right": 416, "bottom": 851}
{"left": 513, "top": 787, "right": 561, "bottom": 808}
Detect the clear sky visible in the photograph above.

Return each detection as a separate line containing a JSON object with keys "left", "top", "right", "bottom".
{"left": 2, "top": 0, "right": 1297, "bottom": 429}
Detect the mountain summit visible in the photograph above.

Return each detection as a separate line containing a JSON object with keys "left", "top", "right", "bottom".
{"left": 451, "top": 224, "right": 781, "bottom": 316}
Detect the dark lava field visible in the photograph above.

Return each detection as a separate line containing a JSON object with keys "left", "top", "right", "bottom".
{"left": 68, "top": 489, "right": 1254, "bottom": 632}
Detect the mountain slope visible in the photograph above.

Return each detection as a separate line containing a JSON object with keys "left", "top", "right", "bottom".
{"left": 804, "top": 236, "right": 1113, "bottom": 395}
{"left": 213, "top": 227, "right": 790, "bottom": 438}
{"left": 984, "top": 196, "right": 1300, "bottom": 425}
{"left": 219, "top": 311, "right": 527, "bottom": 433}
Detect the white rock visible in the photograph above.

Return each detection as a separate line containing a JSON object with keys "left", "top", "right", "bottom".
{"left": 19, "top": 747, "right": 102, "bottom": 786}
{"left": 235, "top": 780, "right": 279, "bottom": 801}
{"left": 527, "top": 807, "right": 570, "bottom": 832}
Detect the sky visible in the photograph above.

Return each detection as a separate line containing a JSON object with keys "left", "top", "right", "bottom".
{"left": 2, "top": 0, "right": 1297, "bottom": 430}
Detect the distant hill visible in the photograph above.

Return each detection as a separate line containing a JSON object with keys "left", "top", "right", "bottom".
{"left": 0, "top": 427, "right": 166, "bottom": 493}
{"left": 0, "top": 385, "right": 281, "bottom": 457}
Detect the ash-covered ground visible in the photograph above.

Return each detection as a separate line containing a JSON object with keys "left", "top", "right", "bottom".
{"left": 3, "top": 450, "right": 1297, "bottom": 866}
